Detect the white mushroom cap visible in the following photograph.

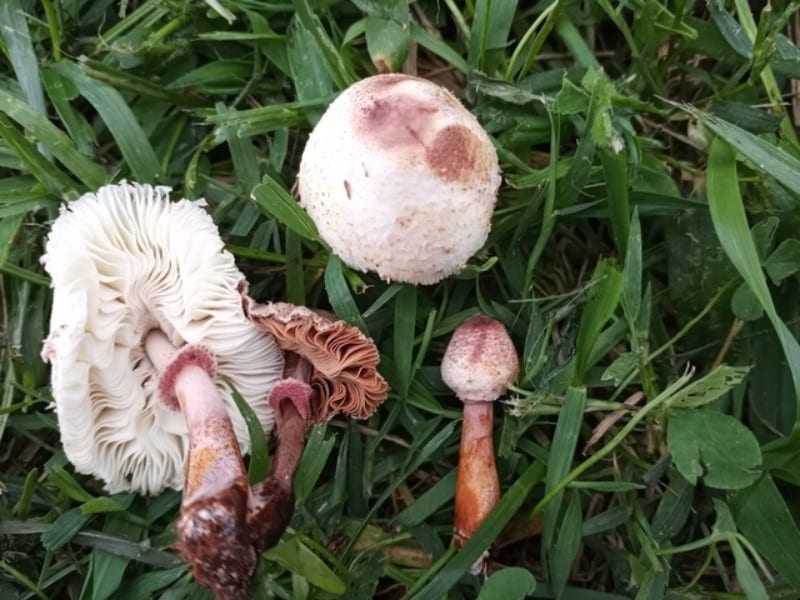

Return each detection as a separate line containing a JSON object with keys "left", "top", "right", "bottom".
{"left": 298, "top": 74, "right": 501, "bottom": 285}
{"left": 41, "top": 182, "right": 284, "bottom": 495}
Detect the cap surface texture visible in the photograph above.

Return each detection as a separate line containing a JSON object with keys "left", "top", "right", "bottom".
{"left": 441, "top": 315, "right": 519, "bottom": 403}
{"left": 298, "top": 74, "right": 501, "bottom": 285}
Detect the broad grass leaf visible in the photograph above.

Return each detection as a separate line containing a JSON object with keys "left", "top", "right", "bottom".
{"left": 550, "top": 494, "right": 582, "bottom": 598}
{"left": 85, "top": 517, "right": 141, "bottom": 600}
{"left": 601, "top": 352, "right": 638, "bottom": 386}
{"left": 707, "top": 137, "right": 800, "bottom": 421}
{"left": 250, "top": 174, "right": 319, "bottom": 241}
{"left": 0, "top": 0, "right": 47, "bottom": 120}
{"left": 622, "top": 207, "right": 642, "bottom": 319}
{"left": 365, "top": 13, "right": 410, "bottom": 73}
{"left": 227, "top": 382, "right": 270, "bottom": 484}
{"left": 543, "top": 386, "right": 586, "bottom": 567}
{"left": 601, "top": 147, "right": 630, "bottom": 260}
{"left": 0, "top": 88, "right": 106, "bottom": 189}
{"left": 731, "top": 542, "right": 768, "bottom": 600}
{"left": 731, "top": 474, "right": 800, "bottom": 590}
{"left": 700, "top": 111, "right": 800, "bottom": 198}
{"left": 291, "top": 0, "right": 357, "bottom": 89}
{"left": 53, "top": 61, "right": 162, "bottom": 183}
{"left": 707, "top": 0, "right": 753, "bottom": 58}
{"left": 110, "top": 566, "right": 187, "bottom": 600}
{"left": 468, "top": 0, "right": 518, "bottom": 74}
{"left": 393, "top": 469, "right": 456, "bottom": 529}
{"left": 41, "top": 507, "right": 89, "bottom": 550}
{"left": 0, "top": 113, "right": 77, "bottom": 194}
{"left": 324, "top": 255, "right": 368, "bottom": 332}
{"left": 711, "top": 101, "right": 781, "bottom": 134}
{"left": 409, "top": 23, "right": 469, "bottom": 74}
{"left": 287, "top": 17, "right": 335, "bottom": 124}
{"left": 393, "top": 284, "right": 417, "bottom": 398}
{"left": 80, "top": 494, "right": 134, "bottom": 516}
{"left": 47, "top": 465, "right": 95, "bottom": 503}
{"left": 263, "top": 536, "right": 346, "bottom": 595}
{"left": 206, "top": 102, "right": 309, "bottom": 138}
{"left": 477, "top": 567, "right": 536, "bottom": 599}
{"left": 41, "top": 68, "right": 96, "bottom": 157}
{"left": 574, "top": 260, "right": 623, "bottom": 381}
{"left": 667, "top": 409, "right": 762, "bottom": 489}
{"left": 294, "top": 426, "right": 336, "bottom": 505}
{"left": 712, "top": 501, "right": 769, "bottom": 599}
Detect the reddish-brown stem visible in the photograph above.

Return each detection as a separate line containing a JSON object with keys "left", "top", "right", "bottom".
{"left": 145, "top": 331, "right": 255, "bottom": 599}
{"left": 247, "top": 352, "right": 313, "bottom": 552}
{"left": 454, "top": 401, "right": 499, "bottom": 573}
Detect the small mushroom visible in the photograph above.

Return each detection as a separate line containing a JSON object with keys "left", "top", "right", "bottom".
{"left": 41, "top": 182, "right": 284, "bottom": 597}
{"left": 242, "top": 299, "right": 389, "bottom": 543}
{"left": 298, "top": 74, "right": 501, "bottom": 285}
{"left": 440, "top": 315, "right": 519, "bottom": 573}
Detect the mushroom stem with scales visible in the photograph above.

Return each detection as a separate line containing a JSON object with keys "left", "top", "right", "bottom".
{"left": 441, "top": 315, "right": 520, "bottom": 574}
{"left": 246, "top": 352, "right": 314, "bottom": 552}
{"left": 41, "top": 182, "right": 286, "bottom": 599}
{"left": 144, "top": 330, "right": 255, "bottom": 599}
{"left": 242, "top": 299, "right": 390, "bottom": 541}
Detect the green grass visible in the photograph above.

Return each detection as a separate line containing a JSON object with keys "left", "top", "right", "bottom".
{"left": 2, "top": 1, "right": 800, "bottom": 598}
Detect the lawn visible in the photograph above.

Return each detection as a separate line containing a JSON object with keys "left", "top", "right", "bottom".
{"left": 2, "top": 1, "right": 800, "bottom": 598}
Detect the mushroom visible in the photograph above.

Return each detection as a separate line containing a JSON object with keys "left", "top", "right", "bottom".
{"left": 298, "top": 74, "right": 501, "bottom": 285}
{"left": 440, "top": 315, "right": 519, "bottom": 573}
{"left": 242, "top": 299, "right": 389, "bottom": 541}
{"left": 40, "top": 182, "right": 284, "bottom": 597}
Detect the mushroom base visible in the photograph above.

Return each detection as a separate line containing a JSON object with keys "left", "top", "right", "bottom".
{"left": 176, "top": 481, "right": 256, "bottom": 600}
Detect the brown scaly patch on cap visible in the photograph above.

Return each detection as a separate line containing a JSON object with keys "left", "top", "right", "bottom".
{"left": 243, "top": 299, "right": 389, "bottom": 423}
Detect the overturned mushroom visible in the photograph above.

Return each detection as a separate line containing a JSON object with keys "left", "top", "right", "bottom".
{"left": 41, "top": 182, "right": 284, "bottom": 597}
{"left": 440, "top": 315, "right": 519, "bottom": 573}
{"left": 298, "top": 74, "right": 501, "bottom": 285}
{"left": 242, "top": 299, "right": 389, "bottom": 541}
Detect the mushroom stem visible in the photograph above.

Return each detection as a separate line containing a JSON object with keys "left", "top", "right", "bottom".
{"left": 440, "top": 315, "right": 520, "bottom": 575}
{"left": 144, "top": 330, "right": 255, "bottom": 599}
{"left": 454, "top": 401, "right": 500, "bottom": 573}
{"left": 247, "top": 352, "right": 313, "bottom": 552}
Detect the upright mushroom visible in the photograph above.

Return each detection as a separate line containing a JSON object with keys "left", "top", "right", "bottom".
{"left": 41, "top": 182, "right": 284, "bottom": 597}
{"left": 440, "top": 315, "right": 519, "bottom": 573}
{"left": 242, "top": 299, "right": 389, "bottom": 543}
{"left": 298, "top": 73, "right": 501, "bottom": 285}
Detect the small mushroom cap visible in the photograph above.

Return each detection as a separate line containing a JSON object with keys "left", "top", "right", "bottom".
{"left": 41, "top": 182, "right": 284, "bottom": 495}
{"left": 441, "top": 316, "right": 519, "bottom": 403}
{"left": 298, "top": 74, "right": 501, "bottom": 285}
{"left": 243, "top": 299, "right": 388, "bottom": 422}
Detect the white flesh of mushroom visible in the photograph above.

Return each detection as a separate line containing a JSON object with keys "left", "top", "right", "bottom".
{"left": 41, "top": 181, "right": 284, "bottom": 495}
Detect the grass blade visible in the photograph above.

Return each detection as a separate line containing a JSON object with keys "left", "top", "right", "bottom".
{"left": 688, "top": 106, "right": 800, "bottom": 197}
{"left": 251, "top": 175, "right": 319, "bottom": 241}
{"left": 543, "top": 386, "right": 587, "bottom": 570}
{"left": 706, "top": 137, "right": 800, "bottom": 423}
{"left": 53, "top": 61, "right": 162, "bottom": 182}
{"left": 0, "top": 87, "right": 106, "bottom": 188}
{"left": 0, "top": 0, "right": 48, "bottom": 120}
{"left": 731, "top": 474, "right": 800, "bottom": 590}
